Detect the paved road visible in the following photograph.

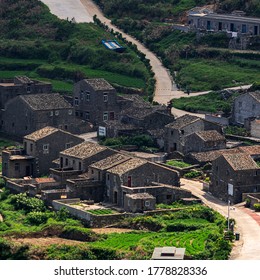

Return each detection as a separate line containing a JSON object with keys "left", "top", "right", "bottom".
{"left": 181, "top": 178, "right": 260, "bottom": 260}
{"left": 41, "top": 0, "right": 251, "bottom": 118}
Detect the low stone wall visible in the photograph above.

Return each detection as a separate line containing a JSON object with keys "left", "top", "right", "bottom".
{"left": 242, "top": 193, "right": 260, "bottom": 208}
{"left": 5, "top": 180, "right": 30, "bottom": 193}
{"left": 52, "top": 199, "right": 128, "bottom": 227}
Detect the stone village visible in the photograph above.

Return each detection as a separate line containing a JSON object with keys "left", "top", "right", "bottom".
{"left": 1, "top": 76, "right": 260, "bottom": 228}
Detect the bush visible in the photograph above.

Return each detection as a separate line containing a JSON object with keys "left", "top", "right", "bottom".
{"left": 254, "top": 203, "right": 260, "bottom": 212}
{"left": 245, "top": 198, "right": 251, "bottom": 208}
{"left": 25, "top": 212, "right": 49, "bottom": 225}
{"left": 10, "top": 193, "right": 46, "bottom": 213}
{"left": 184, "top": 171, "right": 202, "bottom": 179}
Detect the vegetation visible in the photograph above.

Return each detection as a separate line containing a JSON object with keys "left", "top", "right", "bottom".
{"left": 184, "top": 170, "right": 202, "bottom": 179}
{"left": 100, "top": 134, "right": 158, "bottom": 151}
{"left": 0, "top": 190, "right": 232, "bottom": 260}
{"left": 224, "top": 126, "right": 249, "bottom": 136}
{"left": 0, "top": 0, "right": 152, "bottom": 94}
{"left": 254, "top": 203, "right": 260, "bottom": 212}
{"left": 166, "top": 160, "right": 192, "bottom": 168}
{"left": 172, "top": 90, "right": 241, "bottom": 114}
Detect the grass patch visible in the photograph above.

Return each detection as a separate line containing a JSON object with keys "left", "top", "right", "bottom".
{"left": 166, "top": 160, "right": 192, "bottom": 168}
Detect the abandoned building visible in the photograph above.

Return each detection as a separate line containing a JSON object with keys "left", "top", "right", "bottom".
{"left": 232, "top": 91, "right": 260, "bottom": 125}
{"left": 184, "top": 130, "right": 226, "bottom": 154}
{"left": 0, "top": 76, "right": 52, "bottom": 109}
{"left": 73, "top": 78, "right": 133, "bottom": 125}
{"left": 164, "top": 114, "right": 223, "bottom": 154}
{"left": 1, "top": 93, "right": 90, "bottom": 137}
{"left": 2, "top": 126, "right": 84, "bottom": 178}
{"left": 244, "top": 117, "right": 260, "bottom": 138}
{"left": 188, "top": 12, "right": 260, "bottom": 36}
{"left": 209, "top": 152, "right": 260, "bottom": 204}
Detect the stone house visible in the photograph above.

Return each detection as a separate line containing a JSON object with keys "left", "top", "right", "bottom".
{"left": 244, "top": 117, "right": 260, "bottom": 138}
{"left": 188, "top": 12, "right": 260, "bottom": 36}
{"left": 2, "top": 148, "right": 35, "bottom": 178}
{"left": 0, "top": 76, "right": 52, "bottom": 109}
{"left": 23, "top": 126, "right": 84, "bottom": 176}
{"left": 56, "top": 141, "right": 116, "bottom": 174}
{"left": 2, "top": 126, "right": 84, "bottom": 178}
{"left": 184, "top": 130, "right": 226, "bottom": 154}
{"left": 105, "top": 158, "right": 180, "bottom": 207}
{"left": 1, "top": 93, "right": 89, "bottom": 137}
{"left": 164, "top": 114, "right": 223, "bottom": 154}
{"left": 209, "top": 152, "right": 260, "bottom": 203}
{"left": 73, "top": 78, "right": 132, "bottom": 125}
{"left": 232, "top": 92, "right": 260, "bottom": 125}
{"left": 124, "top": 193, "right": 156, "bottom": 213}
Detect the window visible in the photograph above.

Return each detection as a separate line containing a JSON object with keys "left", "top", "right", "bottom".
{"left": 64, "top": 125, "right": 68, "bottom": 130}
{"left": 65, "top": 142, "right": 72, "bottom": 149}
{"left": 55, "top": 110, "right": 59, "bottom": 116}
{"left": 75, "top": 111, "right": 79, "bottom": 117}
{"left": 14, "top": 163, "right": 20, "bottom": 171}
{"left": 78, "top": 162, "right": 82, "bottom": 170}
{"left": 86, "top": 93, "right": 90, "bottom": 102}
{"left": 218, "top": 22, "right": 222, "bottom": 31}
{"left": 242, "top": 24, "right": 247, "bottom": 33}
{"left": 254, "top": 171, "right": 258, "bottom": 176}
{"left": 50, "top": 111, "right": 53, "bottom": 116}
{"left": 80, "top": 91, "right": 84, "bottom": 100}
{"left": 103, "top": 93, "right": 108, "bottom": 102}
{"left": 74, "top": 97, "right": 79, "bottom": 106}
{"left": 43, "top": 144, "right": 49, "bottom": 154}
{"left": 30, "top": 143, "right": 33, "bottom": 152}
{"left": 65, "top": 158, "right": 68, "bottom": 166}
{"left": 85, "top": 112, "right": 90, "bottom": 121}
{"left": 103, "top": 112, "right": 108, "bottom": 121}
{"left": 107, "top": 174, "right": 110, "bottom": 181}
{"left": 145, "top": 201, "right": 150, "bottom": 207}
{"left": 68, "top": 109, "right": 73, "bottom": 115}
{"left": 26, "top": 85, "right": 31, "bottom": 93}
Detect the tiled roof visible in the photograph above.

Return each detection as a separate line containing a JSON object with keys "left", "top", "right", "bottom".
{"left": 90, "top": 153, "right": 130, "bottom": 170}
{"left": 166, "top": 114, "right": 200, "bottom": 129}
{"left": 24, "top": 126, "right": 59, "bottom": 141}
{"left": 222, "top": 153, "right": 260, "bottom": 170}
{"left": 15, "top": 76, "right": 33, "bottom": 84}
{"left": 107, "top": 158, "right": 147, "bottom": 175}
{"left": 104, "top": 120, "right": 138, "bottom": 130}
{"left": 60, "top": 142, "right": 107, "bottom": 159}
{"left": 84, "top": 78, "right": 114, "bottom": 91}
{"left": 238, "top": 145, "right": 260, "bottom": 156}
{"left": 195, "top": 130, "right": 225, "bottom": 142}
{"left": 21, "top": 93, "right": 72, "bottom": 110}
{"left": 122, "top": 106, "right": 167, "bottom": 119}
{"left": 147, "top": 129, "right": 165, "bottom": 138}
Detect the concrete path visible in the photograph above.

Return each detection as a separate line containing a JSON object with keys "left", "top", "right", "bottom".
{"left": 181, "top": 178, "right": 260, "bottom": 260}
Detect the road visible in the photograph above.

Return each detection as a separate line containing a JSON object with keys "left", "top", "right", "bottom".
{"left": 41, "top": 0, "right": 251, "bottom": 118}
{"left": 181, "top": 178, "right": 260, "bottom": 260}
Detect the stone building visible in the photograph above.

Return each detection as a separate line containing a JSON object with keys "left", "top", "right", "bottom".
{"left": 232, "top": 91, "right": 260, "bottom": 125}
{"left": 0, "top": 76, "right": 52, "bottom": 109}
{"left": 105, "top": 157, "right": 180, "bottom": 207}
{"left": 73, "top": 78, "right": 132, "bottom": 125}
{"left": 2, "top": 127, "right": 84, "bottom": 178}
{"left": 164, "top": 114, "right": 223, "bottom": 154}
{"left": 124, "top": 193, "right": 156, "bottom": 213}
{"left": 184, "top": 130, "right": 226, "bottom": 154}
{"left": 209, "top": 152, "right": 260, "bottom": 203}
{"left": 23, "top": 127, "right": 84, "bottom": 176}
{"left": 188, "top": 12, "right": 260, "bottom": 36}
{"left": 1, "top": 93, "right": 89, "bottom": 137}
{"left": 244, "top": 117, "right": 260, "bottom": 138}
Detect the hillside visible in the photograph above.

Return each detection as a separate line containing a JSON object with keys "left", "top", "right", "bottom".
{"left": 93, "top": 0, "right": 260, "bottom": 92}
{"left": 0, "top": 0, "right": 151, "bottom": 93}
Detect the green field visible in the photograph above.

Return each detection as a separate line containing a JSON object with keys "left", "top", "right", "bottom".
{"left": 0, "top": 191, "right": 232, "bottom": 260}
{"left": 166, "top": 160, "right": 192, "bottom": 168}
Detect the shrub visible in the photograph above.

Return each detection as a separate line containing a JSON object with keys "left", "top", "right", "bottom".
{"left": 245, "top": 198, "right": 251, "bottom": 208}
{"left": 25, "top": 211, "right": 48, "bottom": 225}
{"left": 254, "top": 203, "right": 260, "bottom": 212}
{"left": 10, "top": 193, "right": 46, "bottom": 213}
{"left": 184, "top": 171, "right": 202, "bottom": 179}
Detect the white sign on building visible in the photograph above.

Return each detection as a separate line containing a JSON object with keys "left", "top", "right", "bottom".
{"left": 228, "top": 183, "right": 234, "bottom": 196}
{"left": 98, "top": 126, "right": 106, "bottom": 137}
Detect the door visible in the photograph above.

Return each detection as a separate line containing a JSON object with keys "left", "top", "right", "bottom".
{"left": 218, "top": 22, "right": 222, "bottom": 31}
{"left": 114, "top": 191, "right": 118, "bottom": 204}
{"left": 25, "top": 166, "right": 31, "bottom": 176}
{"left": 127, "top": 176, "right": 132, "bottom": 187}
{"left": 254, "top": 26, "right": 258, "bottom": 35}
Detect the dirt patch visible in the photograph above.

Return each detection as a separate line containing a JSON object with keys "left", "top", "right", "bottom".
{"left": 91, "top": 228, "right": 135, "bottom": 234}
{"left": 10, "top": 237, "right": 84, "bottom": 247}
{"left": 0, "top": 214, "right": 3, "bottom": 222}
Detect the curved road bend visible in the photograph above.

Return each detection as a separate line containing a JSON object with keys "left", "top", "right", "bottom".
{"left": 181, "top": 178, "right": 260, "bottom": 260}
{"left": 41, "top": 0, "right": 250, "bottom": 118}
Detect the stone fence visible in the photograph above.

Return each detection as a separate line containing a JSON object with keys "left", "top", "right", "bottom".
{"left": 242, "top": 193, "right": 260, "bottom": 208}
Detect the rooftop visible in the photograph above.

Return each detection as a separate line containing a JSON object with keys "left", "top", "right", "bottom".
{"left": 24, "top": 126, "right": 59, "bottom": 141}
{"left": 151, "top": 247, "right": 185, "bottom": 260}
{"left": 84, "top": 78, "right": 114, "bottom": 91}
{"left": 190, "top": 12, "right": 260, "bottom": 24}
{"left": 107, "top": 158, "right": 147, "bottom": 175}
{"left": 222, "top": 153, "right": 260, "bottom": 171}
{"left": 90, "top": 153, "right": 130, "bottom": 171}
{"left": 195, "top": 130, "right": 225, "bottom": 142}
{"left": 61, "top": 142, "right": 108, "bottom": 159}
{"left": 238, "top": 145, "right": 260, "bottom": 156}
{"left": 21, "top": 93, "right": 72, "bottom": 110}
{"left": 126, "top": 192, "right": 155, "bottom": 200}
{"left": 249, "top": 92, "right": 260, "bottom": 103}
{"left": 166, "top": 114, "right": 200, "bottom": 129}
